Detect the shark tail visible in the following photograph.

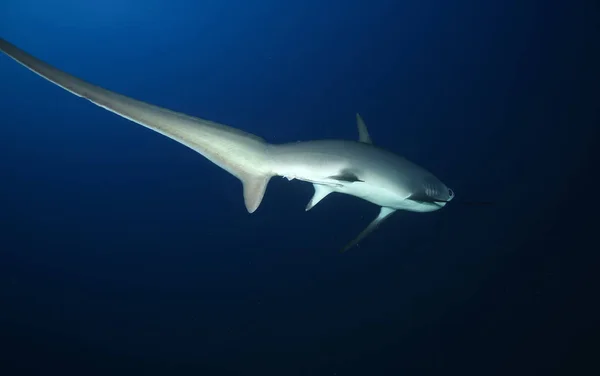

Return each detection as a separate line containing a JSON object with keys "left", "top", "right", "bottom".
{"left": 0, "top": 37, "right": 276, "bottom": 213}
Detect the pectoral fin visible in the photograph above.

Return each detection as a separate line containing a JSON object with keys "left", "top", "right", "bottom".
{"left": 306, "top": 184, "right": 333, "bottom": 211}
{"left": 328, "top": 170, "right": 364, "bottom": 183}
{"left": 340, "top": 206, "right": 396, "bottom": 253}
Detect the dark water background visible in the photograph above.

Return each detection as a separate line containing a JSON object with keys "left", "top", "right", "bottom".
{"left": 1, "top": 1, "right": 597, "bottom": 375}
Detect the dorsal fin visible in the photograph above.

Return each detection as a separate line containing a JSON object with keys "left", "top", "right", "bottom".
{"left": 356, "top": 113, "right": 372, "bottom": 144}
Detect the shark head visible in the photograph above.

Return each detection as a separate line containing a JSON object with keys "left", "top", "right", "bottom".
{"left": 351, "top": 113, "right": 456, "bottom": 213}
{"left": 404, "top": 174, "right": 455, "bottom": 212}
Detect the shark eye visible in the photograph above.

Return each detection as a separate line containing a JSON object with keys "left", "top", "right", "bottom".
{"left": 448, "top": 189, "right": 454, "bottom": 197}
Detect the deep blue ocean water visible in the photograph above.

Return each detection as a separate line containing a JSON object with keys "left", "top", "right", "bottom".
{"left": 0, "top": 1, "right": 597, "bottom": 375}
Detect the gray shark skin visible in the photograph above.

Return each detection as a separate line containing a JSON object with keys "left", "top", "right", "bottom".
{"left": 0, "top": 38, "right": 454, "bottom": 252}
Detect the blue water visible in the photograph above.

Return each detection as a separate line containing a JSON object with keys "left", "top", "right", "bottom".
{"left": 0, "top": 1, "right": 597, "bottom": 375}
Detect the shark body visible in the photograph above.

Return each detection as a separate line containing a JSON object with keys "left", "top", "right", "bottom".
{"left": 0, "top": 38, "right": 454, "bottom": 252}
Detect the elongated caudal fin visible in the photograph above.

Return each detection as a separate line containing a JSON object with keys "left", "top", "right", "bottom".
{"left": 0, "top": 38, "right": 275, "bottom": 213}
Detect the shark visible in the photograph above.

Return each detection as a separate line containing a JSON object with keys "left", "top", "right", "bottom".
{"left": 0, "top": 37, "right": 454, "bottom": 252}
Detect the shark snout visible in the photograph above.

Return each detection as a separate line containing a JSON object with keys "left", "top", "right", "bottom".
{"left": 408, "top": 176, "right": 454, "bottom": 204}
{"left": 447, "top": 187, "right": 455, "bottom": 201}
{"left": 428, "top": 180, "right": 454, "bottom": 203}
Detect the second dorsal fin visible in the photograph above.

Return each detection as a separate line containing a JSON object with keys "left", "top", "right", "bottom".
{"left": 356, "top": 113, "right": 372, "bottom": 144}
